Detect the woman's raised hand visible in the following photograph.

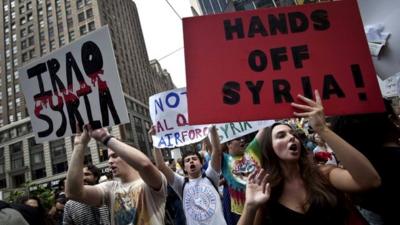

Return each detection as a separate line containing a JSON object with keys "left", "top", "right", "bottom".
{"left": 291, "top": 90, "right": 327, "bottom": 133}
{"left": 245, "top": 169, "right": 271, "bottom": 208}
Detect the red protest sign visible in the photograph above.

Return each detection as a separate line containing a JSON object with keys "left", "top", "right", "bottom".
{"left": 183, "top": 0, "right": 384, "bottom": 125}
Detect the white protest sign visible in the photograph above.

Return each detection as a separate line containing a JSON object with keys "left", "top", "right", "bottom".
{"left": 149, "top": 87, "right": 208, "bottom": 148}
{"left": 378, "top": 73, "right": 400, "bottom": 97}
{"left": 149, "top": 87, "right": 274, "bottom": 148}
{"left": 19, "top": 26, "right": 129, "bottom": 143}
{"left": 215, "top": 120, "right": 275, "bottom": 143}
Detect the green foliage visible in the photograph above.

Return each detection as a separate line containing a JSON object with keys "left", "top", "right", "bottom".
{"left": 6, "top": 189, "right": 25, "bottom": 203}
{"left": 6, "top": 181, "right": 55, "bottom": 210}
{"left": 30, "top": 184, "right": 55, "bottom": 210}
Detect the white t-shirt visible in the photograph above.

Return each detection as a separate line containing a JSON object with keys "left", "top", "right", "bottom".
{"left": 96, "top": 173, "right": 167, "bottom": 225}
{"left": 171, "top": 164, "right": 227, "bottom": 225}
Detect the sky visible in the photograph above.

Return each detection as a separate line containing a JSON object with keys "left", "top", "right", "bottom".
{"left": 134, "top": 0, "right": 194, "bottom": 88}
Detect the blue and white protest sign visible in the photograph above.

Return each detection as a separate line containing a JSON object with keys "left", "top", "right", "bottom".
{"left": 149, "top": 88, "right": 274, "bottom": 148}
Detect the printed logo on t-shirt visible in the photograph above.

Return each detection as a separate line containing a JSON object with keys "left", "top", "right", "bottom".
{"left": 231, "top": 155, "right": 257, "bottom": 185}
{"left": 184, "top": 184, "right": 217, "bottom": 221}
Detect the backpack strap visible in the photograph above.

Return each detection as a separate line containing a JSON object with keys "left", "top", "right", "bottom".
{"left": 181, "top": 177, "right": 189, "bottom": 196}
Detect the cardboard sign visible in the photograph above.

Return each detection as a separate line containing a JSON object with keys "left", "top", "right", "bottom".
{"left": 149, "top": 88, "right": 274, "bottom": 148}
{"left": 19, "top": 26, "right": 129, "bottom": 143}
{"left": 183, "top": 0, "right": 385, "bottom": 125}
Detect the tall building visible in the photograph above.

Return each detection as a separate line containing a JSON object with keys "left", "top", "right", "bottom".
{"left": 189, "top": 0, "right": 311, "bottom": 15}
{"left": 0, "top": 0, "right": 174, "bottom": 193}
{"left": 150, "top": 59, "right": 175, "bottom": 93}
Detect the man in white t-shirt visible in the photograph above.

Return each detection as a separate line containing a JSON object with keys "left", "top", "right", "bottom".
{"left": 152, "top": 126, "right": 227, "bottom": 225}
{"left": 66, "top": 125, "right": 167, "bottom": 225}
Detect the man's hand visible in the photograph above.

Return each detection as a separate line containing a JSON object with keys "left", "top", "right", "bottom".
{"left": 74, "top": 124, "right": 90, "bottom": 146}
{"left": 86, "top": 125, "right": 110, "bottom": 143}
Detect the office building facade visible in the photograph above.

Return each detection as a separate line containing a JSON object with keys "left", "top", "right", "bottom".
{"left": 0, "top": 0, "right": 174, "bottom": 193}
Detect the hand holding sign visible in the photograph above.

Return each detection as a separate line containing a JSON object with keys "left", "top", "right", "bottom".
{"left": 73, "top": 123, "right": 90, "bottom": 147}
{"left": 86, "top": 126, "right": 110, "bottom": 144}
{"left": 291, "top": 90, "right": 326, "bottom": 133}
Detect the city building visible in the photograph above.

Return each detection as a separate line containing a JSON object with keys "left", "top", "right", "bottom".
{"left": 189, "top": 0, "right": 321, "bottom": 16}
{"left": 0, "top": 0, "right": 174, "bottom": 194}
{"left": 150, "top": 59, "right": 175, "bottom": 93}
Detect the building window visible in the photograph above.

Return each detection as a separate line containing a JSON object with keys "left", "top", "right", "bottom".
{"left": 77, "top": 0, "right": 84, "bottom": 9}
{"left": 86, "top": 8, "right": 93, "bottom": 18}
{"left": 57, "top": 22, "right": 64, "bottom": 32}
{"left": 59, "top": 35, "right": 65, "bottom": 46}
{"left": 20, "top": 17, "right": 26, "bottom": 25}
{"left": 50, "top": 139, "right": 68, "bottom": 174}
{"left": 29, "top": 137, "right": 46, "bottom": 180}
{"left": 10, "top": 142, "right": 24, "bottom": 169}
{"left": 50, "top": 40, "right": 56, "bottom": 51}
{"left": 88, "top": 21, "right": 95, "bottom": 32}
{"left": 12, "top": 174, "right": 25, "bottom": 188}
{"left": 27, "top": 1, "right": 32, "bottom": 10}
{"left": 0, "top": 178, "right": 6, "bottom": 188}
{"left": 28, "top": 36, "right": 35, "bottom": 46}
{"left": 21, "top": 28, "right": 27, "bottom": 37}
{"left": 30, "top": 146, "right": 44, "bottom": 162}
{"left": 67, "top": 17, "right": 73, "bottom": 27}
{"left": 78, "top": 12, "right": 85, "bottom": 22}
{"left": 69, "top": 31, "right": 75, "bottom": 41}
{"left": 27, "top": 13, "right": 33, "bottom": 21}
{"left": 97, "top": 142, "right": 108, "bottom": 162}
{"left": 22, "top": 52, "right": 29, "bottom": 62}
{"left": 79, "top": 25, "right": 87, "bottom": 35}
{"left": 21, "top": 40, "right": 28, "bottom": 49}
{"left": 0, "top": 147, "right": 5, "bottom": 175}
{"left": 49, "top": 26, "right": 54, "bottom": 38}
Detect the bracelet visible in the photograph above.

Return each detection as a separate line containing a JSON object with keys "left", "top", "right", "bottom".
{"left": 102, "top": 135, "right": 114, "bottom": 146}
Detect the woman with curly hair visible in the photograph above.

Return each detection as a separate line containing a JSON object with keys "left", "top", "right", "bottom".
{"left": 238, "top": 90, "right": 380, "bottom": 225}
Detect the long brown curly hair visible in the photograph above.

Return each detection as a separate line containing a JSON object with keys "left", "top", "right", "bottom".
{"left": 262, "top": 122, "right": 345, "bottom": 212}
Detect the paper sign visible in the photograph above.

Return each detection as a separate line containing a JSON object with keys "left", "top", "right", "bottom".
{"left": 183, "top": 0, "right": 385, "bottom": 124}
{"left": 19, "top": 26, "right": 129, "bottom": 143}
{"left": 378, "top": 73, "right": 400, "bottom": 98}
{"left": 149, "top": 88, "right": 274, "bottom": 148}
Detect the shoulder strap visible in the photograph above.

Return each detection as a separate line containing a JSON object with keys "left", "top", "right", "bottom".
{"left": 181, "top": 177, "right": 189, "bottom": 196}
{"left": 203, "top": 172, "right": 219, "bottom": 193}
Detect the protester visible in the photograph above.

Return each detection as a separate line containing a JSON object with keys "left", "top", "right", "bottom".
{"left": 165, "top": 159, "right": 186, "bottom": 225}
{"left": 0, "top": 201, "right": 30, "bottom": 225}
{"left": 153, "top": 125, "right": 227, "bottom": 225}
{"left": 221, "top": 128, "right": 267, "bottom": 224}
{"left": 17, "top": 196, "right": 40, "bottom": 208}
{"left": 238, "top": 90, "right": 381, "bottom": 225}
{"left": 16, "top": 195, "right": 53, "bottom": 225}
{"left": 66, "top": 125, "right": 167, "bottom": 225}
{"left": 63, "top": 164, "right": 110, "bottom": 225}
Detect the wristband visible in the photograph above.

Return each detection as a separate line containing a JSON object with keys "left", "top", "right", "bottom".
{"left": 102, "top": 135, "right": 114, "bottom": 146}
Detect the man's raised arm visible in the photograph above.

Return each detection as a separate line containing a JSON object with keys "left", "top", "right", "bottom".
{"left": 89, "top": 126, "right": 163, "bottom": 190}
{"left": 66, "top": 126, "right": 103, "bottom": 206}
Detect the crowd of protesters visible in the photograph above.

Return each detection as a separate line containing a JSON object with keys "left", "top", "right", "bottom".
{"left": 1, "top": 94, "right": 399, "bottom": 225}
